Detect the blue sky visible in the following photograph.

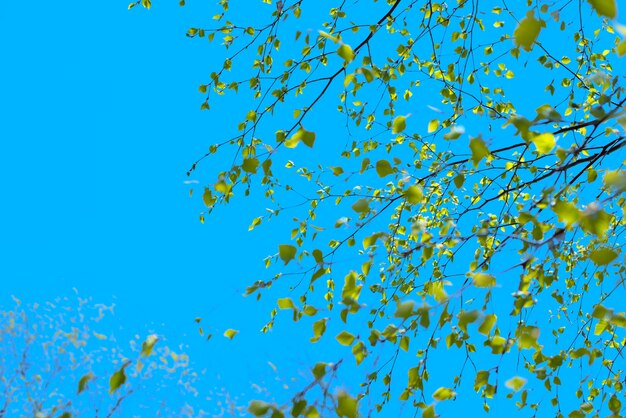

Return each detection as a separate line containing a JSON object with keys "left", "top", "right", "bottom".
{"left": 2, "top": 1, "right": 624, "bottom": 417}
{"left": 0, "top": 1, "right": 358, "bottom": 415}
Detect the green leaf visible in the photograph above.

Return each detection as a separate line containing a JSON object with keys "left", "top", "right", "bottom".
{"left": 141, "top": 0, "right": 151, "bottom": 9}
{"left": 286, "top": 127, "right": 316, "bottom": 148}
{"left": 242, "top": 158, "right": 260, "bottom": 174}
{"left": 588, "top": 0, "right": 617, "bottom": 19}
{"left": 394, "top": 300, "right": 415, "bottom": 320}
{"left": 279, "top": 244, "right": 297, "bottom": 265}
{"left": 140, "top": 334, "right": 158, "bottom": 357}
{"left": 337, "top": 44, "right": 355, "bottom": 64}
{"left": 453, "top": 173, "right": 465, "bottom": 188}
{"left": 336, "top": 330, "right": 355, "bottom": 346}
{"left": 609, "top": 393, "right": 622, "bottom": 412}
{"left": 109, "top": 362, "right": 129, "bottom": 394}
{"left": 248, "top": 400, "right": 272, "bottom": 416}
{"left": 245, "top": 110, "right": 257, "bottom": 122}
{"left": 474, "top": 370, "right": 490, "bottom": 392}
{"left": 277, "top": 297, "right": 296, "bottom": 309}
{"left": 404, "top": 186, "right": 424, "bottom": 204}
{"left": 551, "top": 200, "right": 580, "bottom": 226}
{"left": 77, "top": 372, "right": 95, "bottom": 394}
{"left": 329, "top": 166, "right": 344, "bottom": 176}
{"left": 351, "top": 198, "right": 370, "bottom": 214}
{"left": 392, "top": 115, "right": 407, "bottom": 134}
{"left": 422, "top": 405, "right": 435, "bottom": 418}
{"left": 513, "top": 11, "right": 544, "bottom": 51}
{"left": 223, "top": 329, "right": 239, "bottom": 340}
{"left": 312, "top": 362, "right": 327, "bottom": 379}
{"left": 478, "top": 314, "right": 497, "bottom": 335}
{"left": 310, "top": 318, "right": 327, "bottom": 342}
{"left": 335, "top": 391, "right": 358, "bottom": 418}
{"left": 376, "top": 159, "right": 394, "bottom": 177}
{"left": 589, "top": 247, "right": 619, "bottom": 265}
{"left": 505, "top": 376, "right": 527, "bottom": 391}
{"left": 531, "top": 133, "right": 556, "bottom": 154}
{"left": 618, "top": 40, "right": 626, "bottom": 56}
{"left": 469, "top": 136, "right": 490, "bottom": 167}
{"left": 432, "top": 387, "right": 455, "bottom": 401}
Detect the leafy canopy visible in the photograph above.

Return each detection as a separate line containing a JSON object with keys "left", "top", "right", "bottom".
{"left": 133, "top": 0, "right": 626, "bottom": 416}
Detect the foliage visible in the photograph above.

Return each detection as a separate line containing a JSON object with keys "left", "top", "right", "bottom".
{"left": 134, "top": 0, "right": 626, "bottom": 416}
{"left": 0, "top": 295, "right": 198, "bottom": 417}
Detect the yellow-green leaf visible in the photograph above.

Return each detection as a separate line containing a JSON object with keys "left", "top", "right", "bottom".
{"left": 223, "top": 329, "right": 239, "bottom": 340}
{"left": 427, "top": 119, "right": 439, "bottom": 133}
{"left": 337, "top": 44, "right": 355, "bottom": 64}
{"left": 77, "top": 372, "right": 95, "bottom": 394}
{"left": 277, "top": 297, "right": 296, "bottom": 309}
{"left": 531, "top": 132, "right": 556, "bottom": 154}
{"left": 376, "top": 160, "right": 394, "bottom": 177}
{"left": 469, "top": 136, "right": 490, "bottom": 167}
{"left": 478, "top": 314, "right": 497, "bottom": 335}
{"left": 604, "top": 170, "right": 626, "bottom": 192}
{"left": 351, "top": 198, "right": 370, "bottom": 214}
{"left": 513, "top": 11, "right": 544, "bottom": 51}
{"left": 404, "top": 186, "right": 424, "bottom": 204}
{"left": 505, "top": 376, "right": 527, "bottom": 391}
{"left": 392, "top": 115, "right": 407, "bottom": 134}
{"left": 140, "top": 334, "right": 158, "bottom": 357}
{"left": 432, "top": 387, "right": 455, "bottom": 401}
{"left": 394, "top": 300, "right": 415, "bottom": 320}
{"left": 588, "top": 0, "right": 617, "bottom": 19}
{"left": 109, "top": 362, "right": 129, "bottom": 394}
{"left": 335, "top": 391, "right": 358, "bottom": 418}
{"left": 473, "top": 273, "right": 496, "bottom": 288}
{"left": 589, "top": 247, "right": 619, "bottom": 265}
{"left": 242, "top": 158, "right": 260, "bottom": 174}
{"left": 248, "top": 400, "right": 272, "bottom": 416}
{"left": 278, "top": 244, "right": 297, "bottom": 265}
{"left": 336, "top": 330, "right": 355, "bottom": 346}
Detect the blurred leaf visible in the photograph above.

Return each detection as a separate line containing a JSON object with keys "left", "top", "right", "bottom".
{"left": 588, "top": 0, "right": 617, "bottom": 18}
{"left": 279, "top": 244, "right": 297, "bottom": 265}
{"left": 376, "top": 160, "right": 394, "bottom": 177}
{"left": 392, "top": 115, "right": 407, "bottom": 134}
{"left": 505, "top": 376, "right": 527, "bottom": 391}
{"left": 514, "top": 11, "right": 544, "bottom": 51}
{"left": 224, "top": 329, "right": 239, "bottom": 340}
{"left": 140, "top": 334, "right": 158, "bottom": 357}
